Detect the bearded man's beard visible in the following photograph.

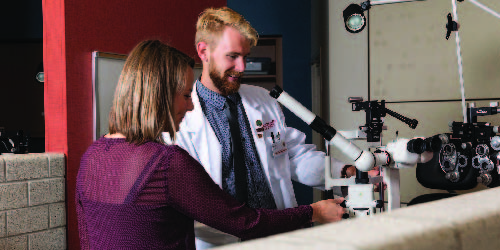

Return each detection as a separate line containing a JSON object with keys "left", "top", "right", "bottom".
{"left": 209, "top": 62, "right": 243, "bottom": 96}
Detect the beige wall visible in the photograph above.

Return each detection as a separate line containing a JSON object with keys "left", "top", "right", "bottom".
{"left": 327, "top": 0, "right": 500, "bottom": 203}
{"left": 213, "top": 187, "right": 500, "bottom": 250}
{"left": 370, "top": 0, "right": 500, "bottom": 101}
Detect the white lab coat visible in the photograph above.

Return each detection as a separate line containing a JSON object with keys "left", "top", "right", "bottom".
{"left": 162, "top": 83, "right": 345, "bottom": 248}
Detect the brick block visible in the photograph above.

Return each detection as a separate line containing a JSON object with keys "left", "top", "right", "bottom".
{"left": 29, "top": 227, "right": 66, "bottom": 250}
{"left": 47, "top": 153, "right": 65, "bottom": 177}
{"left": 29, "top": 178, "right": 65, "bottom": 206}
{"left": 4, "top": 154, "right": 48, "bottom": 181}
{"left": 7, "top": 206, "right": 48, "bottom": 236}
{"left": 0, "top": 235, "right": 28, "bottom": 250}
{"left": 0, "top": 158, "right": 5, "bottom": 182}
{"left": 0, "top": 212, "right": 5, "bottom": 238}
{"left": 0, "top": 183, "right": 28, "bottom": 210}
{"left": 49, "top": 202, "right": 66, "bottom": 228}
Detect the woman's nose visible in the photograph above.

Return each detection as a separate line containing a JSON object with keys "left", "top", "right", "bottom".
{"left": 187, "top": 98, "right": 194, "bottom": 111}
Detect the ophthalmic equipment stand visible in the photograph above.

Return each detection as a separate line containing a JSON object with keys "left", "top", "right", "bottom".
{"left": 270, "top": 86, "right": 438, "bottom": 218}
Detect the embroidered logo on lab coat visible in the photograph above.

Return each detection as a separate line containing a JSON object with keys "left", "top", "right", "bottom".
{"left": 256, "top": 120, "right": 275, "bottom": 132}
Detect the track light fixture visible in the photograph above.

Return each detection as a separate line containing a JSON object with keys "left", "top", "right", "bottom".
{"left": 343, "top": 0, "right": 426, "bottom": 33}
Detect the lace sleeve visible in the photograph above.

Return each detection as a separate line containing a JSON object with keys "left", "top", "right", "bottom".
{"left": 164, "top": 146, "right": 313, "bottom": 240}
{"left": 76, "top": 192, "right": 90, "bottom": 250}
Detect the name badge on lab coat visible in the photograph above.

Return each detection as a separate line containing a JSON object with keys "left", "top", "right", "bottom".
{"left": 270, "top": 132, "right": 287, "bottom": 157}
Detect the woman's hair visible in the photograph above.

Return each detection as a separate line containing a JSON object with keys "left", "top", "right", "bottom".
{"left": 195, "top": 7, "right": 258, "bottom": 49}
{"left": 108, "top": 40, "right": 194, "bottom": 144}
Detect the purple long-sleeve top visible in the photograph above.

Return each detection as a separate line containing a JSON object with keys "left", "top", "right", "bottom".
{"left": 76, "top": 137, "right": 313, "bottom": 250}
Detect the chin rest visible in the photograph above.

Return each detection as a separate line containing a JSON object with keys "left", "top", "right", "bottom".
{"left": 407, "top": 192, "right": 458, "bottom": 206}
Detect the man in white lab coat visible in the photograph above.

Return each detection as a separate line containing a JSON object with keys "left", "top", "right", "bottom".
{"left": 163, "top": 7, "right": 357, "bottom": 249}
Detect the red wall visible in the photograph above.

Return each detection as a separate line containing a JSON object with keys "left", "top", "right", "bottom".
{"left": 43, "top": 1, "right": 226, "bottom": 249}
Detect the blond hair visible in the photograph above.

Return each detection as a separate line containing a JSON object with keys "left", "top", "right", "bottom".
{"left": 108, "top": 40, "right": 194, "bottom": 144}
{"left": 195, "top": 7, "right": 258, "bottom": 49}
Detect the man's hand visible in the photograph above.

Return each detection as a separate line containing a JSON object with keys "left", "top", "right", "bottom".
{"left": 368, "top": 166, "right": 386, "bottom": 192}
{"left": 345, "top": 165, "right": 386, "bottom": 192}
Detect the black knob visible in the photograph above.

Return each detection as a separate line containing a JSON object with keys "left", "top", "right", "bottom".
{"left": 407, "top": 138, "right": 425, "bottom": 154}
{"left": 446, "top": 13, "right": 459, "bottom": 40}
{"left": 407, "top": 135, "right": 443, "bottom": 154}
{"left": 269, "top": 85, "right": 283, "bottom": 99}
{"left": 340, "top": 200, "right": 349, "bottom": 219}
{"left": 340, "top": 200, "right": 347, "bottom": 208}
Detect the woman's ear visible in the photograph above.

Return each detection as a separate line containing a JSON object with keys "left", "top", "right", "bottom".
{"left": 196, "top": 42, "right": 209, "bottom": 63}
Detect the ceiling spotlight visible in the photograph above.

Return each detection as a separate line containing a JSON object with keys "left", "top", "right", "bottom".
{"left": 343, "top": 3, "right": 369, "bottom": 33}
{"left": 343, "top": 1, "right": 427, "bottom": 33}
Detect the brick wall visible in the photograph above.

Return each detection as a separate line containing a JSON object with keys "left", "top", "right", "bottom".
{"left": 0, "top": 153, "right": 66, "bottom": 250}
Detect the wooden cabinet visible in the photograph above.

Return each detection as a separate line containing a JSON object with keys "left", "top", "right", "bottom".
{"left": 242, "top": 36, "right": 282, "bottom": 91}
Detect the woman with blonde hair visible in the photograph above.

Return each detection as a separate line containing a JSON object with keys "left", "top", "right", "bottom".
{"left": 76, "top": 40, "right": 345, "bottom": 250}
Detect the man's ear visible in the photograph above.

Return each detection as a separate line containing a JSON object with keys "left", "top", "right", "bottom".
{"left": 196, "top": 42, "right": 209, "bottom": 63}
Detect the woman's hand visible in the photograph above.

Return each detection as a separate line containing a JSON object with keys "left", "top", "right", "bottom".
{"left": 310, "top": 198, "right": 347, "bottom": 224}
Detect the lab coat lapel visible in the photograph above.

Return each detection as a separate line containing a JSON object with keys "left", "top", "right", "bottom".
{"left": 183, "top": 83, "right": 223, "bottom": 186}
{"left": 240, "top": 92, "right": 271, "bottom": 182}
